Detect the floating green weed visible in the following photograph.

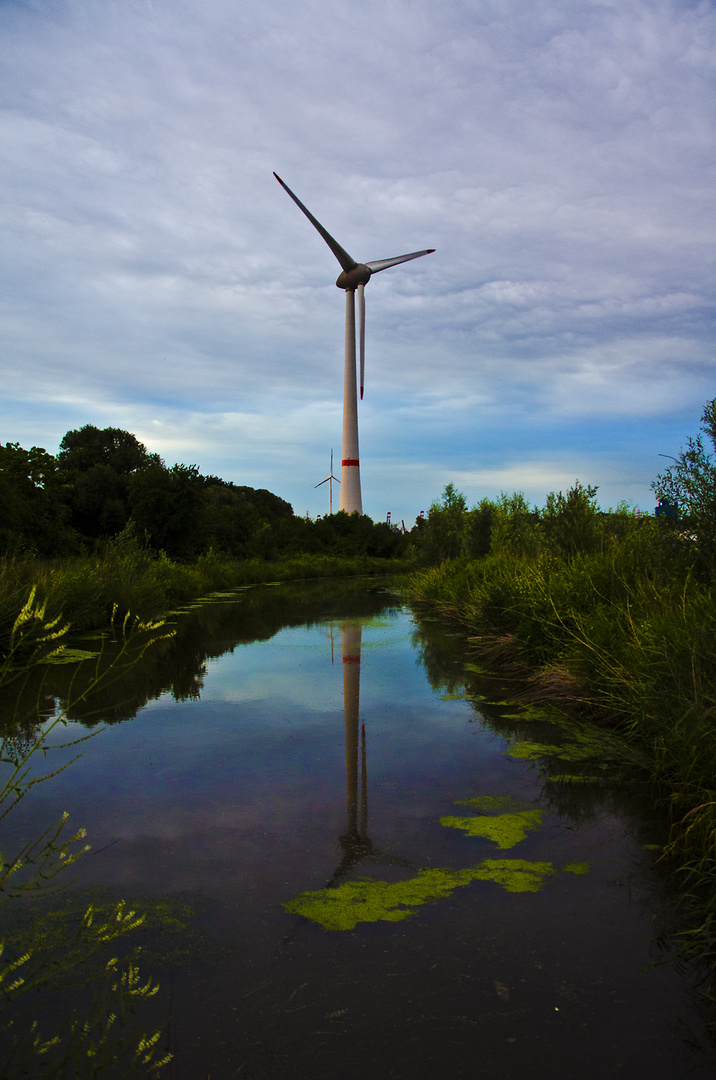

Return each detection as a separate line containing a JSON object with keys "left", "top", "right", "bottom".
{"left": 284, "top": 858, "right": 575, "bottom": 930}
{"left": 440, "top": 809, "right": 542, "bottom": 848}
{"left": 284, "top": 870, "right": 462, "bottom": 930}
{"left": 455, "top": 794, "right": 528, "bottom": 813}
{"left": 475, "top": 859, "right": 556, "bottom": 892}
{"left": 507, "top": 740, "right": 597, "bottom": 762}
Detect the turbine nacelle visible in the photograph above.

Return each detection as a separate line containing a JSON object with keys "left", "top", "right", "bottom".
{"left": 336, "top": 264, "right": 372, "bottom": 291}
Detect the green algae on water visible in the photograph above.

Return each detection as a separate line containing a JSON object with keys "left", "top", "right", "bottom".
{"left": 283, "top": 869, "right": 465, "bottom": 930}
{"left": 455, "top": 795, "right": 530, "bottom": 813}
{"left": 507, "top": 740, "right": 598, "bottom": 762}
{"left": 440, "top": 809, "right": 543, "bottom": 848}
{"left": 440, "top": 794, "right": 542, "bottom": 849}
{"left": 283, "top": 858, "right": 565, "bottom": 931}
{"left": 475, "top": 859, "right": 556, "bottom": 893}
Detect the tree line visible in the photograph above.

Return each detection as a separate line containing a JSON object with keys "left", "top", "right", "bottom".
{"left": 411, "top": 397, "right": 716, "bottom": 579}
{"left": 0, "top": 424, "right": 407, "bottom": 561}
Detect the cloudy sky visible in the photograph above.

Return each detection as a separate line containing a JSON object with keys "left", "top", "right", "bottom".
{"left": 2, "top": 0, "right": 714, "bottom": 521}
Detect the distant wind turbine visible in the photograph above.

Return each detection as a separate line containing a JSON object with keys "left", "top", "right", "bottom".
{"left": 274, "top": 173, "right": 434, "bottom": 514}
{"left": 315, "top": 449, "right": 340, "bottom": 516}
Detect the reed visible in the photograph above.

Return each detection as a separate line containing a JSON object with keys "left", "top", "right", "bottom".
{"left": 410, "top": 542, "right": 716, "bottom": 988}
{"left": 0, "top": 548, "right": 415, "bottom": 654}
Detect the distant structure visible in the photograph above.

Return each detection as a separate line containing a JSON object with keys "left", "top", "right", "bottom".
{"left": 274, "top": 173, "right": 434, "bottom": 514}
{"left": 315, "top": 449, "right": 340, "bottom": 516}
{"left": 655, "top": 498, "right": 678, "bottom": 519}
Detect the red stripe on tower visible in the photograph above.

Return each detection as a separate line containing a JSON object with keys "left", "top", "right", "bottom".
{"left": 342, "top": 459, "right": 360, "bottom": 467}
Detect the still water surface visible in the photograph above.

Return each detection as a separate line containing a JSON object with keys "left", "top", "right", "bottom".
{"left": 9, "top": 580, "right": 716, "bottom": 1078}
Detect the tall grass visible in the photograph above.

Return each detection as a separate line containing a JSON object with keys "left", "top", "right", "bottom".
{"left": 409, "top": 525, "right": 716, "bottom": 987}
{"left": 0, "top": 546, "right": 414, "bottom": 654}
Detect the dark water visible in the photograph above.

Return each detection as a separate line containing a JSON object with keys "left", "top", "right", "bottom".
{"left": 4, "top": 580, "right": 715, "bottom": 1079}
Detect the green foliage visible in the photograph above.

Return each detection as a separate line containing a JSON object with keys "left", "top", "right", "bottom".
{"left": 57, "top": 426, "right": 162, "bottom": 543}
{"left": 409, "top": 464, "right": 716, "bottom": 982}
{"left": 541, "top": 481, "right": 600, "bottom": 557}
{"left": 415, "top": 483, "right": 468, "bottom": 563}
{"left": 491, "top": 491, "right": 542, "bottom": 558}
{"left": 412, "top": 481, "right": 621, "bottom": 565}
{"left": 653, "top": 398, "right": 716, "bottom": 575}
{"left": 57, "top": 427, "right": 161, "bottom": 477}
{"left": 0, "top": 443, "right": 76, "bottom": 557}
{"left": 129, "top": 463, "right": 204, "bottom": 557}
{"left": 2, "top": 425, "right": 412, "bottom": 564}
{"left": 464, "top": 497, "right": 498, "bottom": 558}
{"left": 0, "top": 598, "right": 174, "bottom": 1075}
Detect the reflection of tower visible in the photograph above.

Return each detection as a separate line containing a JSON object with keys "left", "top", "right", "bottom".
{"left": 282, "top": 617, "right": 415, "bottom": 941}
{"left": 332, "top": 620, "right": 411, "bottom": 881}
{"left": 341, "top": 623, "right": 368, "bottom": 851}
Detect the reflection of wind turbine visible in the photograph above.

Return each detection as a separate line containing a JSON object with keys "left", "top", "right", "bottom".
{"left": 331, "top": 620, "right": 413, "bottom": 881}
{"left": 315, "top": 449, "right": 340, "bottom": 516}
{"left": 274, "top": 173, "right": 435, "bottom": 514}
{"left": 341, "top": 623, "right": 368, "bottom": 848}
{"left": 281, "top": 617, "right": 416, "bottom": 943}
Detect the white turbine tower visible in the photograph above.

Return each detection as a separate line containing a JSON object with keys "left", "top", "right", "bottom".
{"left": 315, "top": 449, "right": 340, "bottom": 516}
{"left": 274, "top": 173, "right": 434, "bottom": 514}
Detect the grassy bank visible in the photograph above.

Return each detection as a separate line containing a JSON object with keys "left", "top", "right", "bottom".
{"left": 0, "top": 546, "right": 414, "bottom": 650}
{"left": 409, "top": 547, "right": 716, "bottom": 989}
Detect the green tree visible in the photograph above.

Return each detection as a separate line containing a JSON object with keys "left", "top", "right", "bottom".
{"left": 128, "top": 464, "right": 203, "bottom": 558}
{"left": 0, "top": 443, "right": 76, "bottom": 556}
{"left": 57, "top": 426, "right": 161, "bottom": 541}
{"left": 541, "top": 481, "right": 600, "bottom": 557}
{"left": 653, "top": 399, "right": 716, "bottom": 575}
{"left": 490, "top": 492, "right": 541, "bottom": 557}
{"left": 464, "top": 497, "right": 498, "bottom": 559}
{"left": 417, "top": 483, "right": 468, "bottom": 564}
{"left": 57, "top": 426, "right": 160, "bottom": 476}
{"left": 197, "top": 480, "right": 294, "bottom": 558}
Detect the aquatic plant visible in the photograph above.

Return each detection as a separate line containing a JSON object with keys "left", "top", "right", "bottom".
{"left": 0, "top": 595, "right": 174, "bottom": 1075}
{"left": 284, "top": 859, "right": 587, "bottom": 931}
{"left": 0, "top": 550, "right": 415, "bottom": 649}
{"left": 408, "top": 478, "right": 716, "bottom": 988}
{"left": 439, "top": 808, "right": 543, "bottom": 848}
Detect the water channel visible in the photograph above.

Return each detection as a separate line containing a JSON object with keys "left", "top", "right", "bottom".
{"left": 4, "top": 579, "right": 716, "bottom": 1078}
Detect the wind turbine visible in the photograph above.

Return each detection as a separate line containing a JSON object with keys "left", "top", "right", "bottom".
{"left": 315, "top": 448, "right": 340, "bottom": 516}
{"left": 274, "top": 173, "right": 434, "bottom": 514}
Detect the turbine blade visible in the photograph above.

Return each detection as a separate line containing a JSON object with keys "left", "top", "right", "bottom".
{"left": 315, "top": 477, "right": 329, "bottom": 488}
{"left": 273, "top": 173, "right": 357, "bottom": 272}
{"left": 357, "top": 281, "right": 365, "bottom": 400}
{"left": 364, "top": 248, "right": 435, "bottom": 273}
